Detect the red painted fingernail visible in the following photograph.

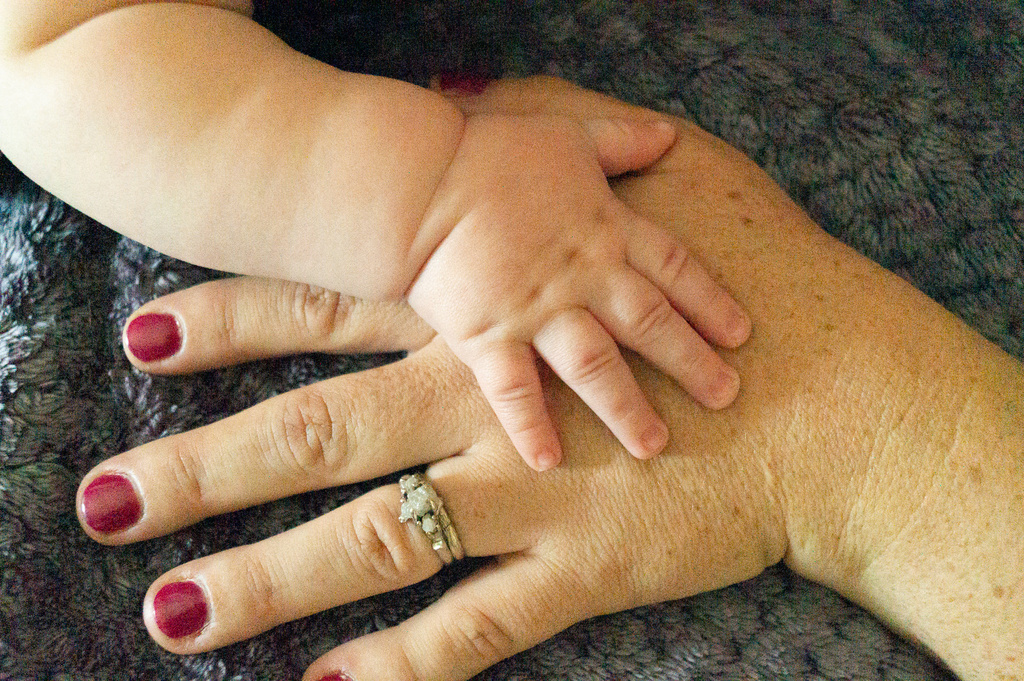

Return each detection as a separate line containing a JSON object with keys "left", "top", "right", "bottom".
{"left": 125, "top": 313, "right": 181, "bottom": 362}
{"left": 436, "top": 72, "right": 491, "bottom": 95}
{"left": 81, "top": 473, "right": 142, "bottom": 533}
{"left": 317, "top": 674, "right": 355, "bottom": 681}
{"left": 153, "top": 581, "right": 209, "bottom": 639}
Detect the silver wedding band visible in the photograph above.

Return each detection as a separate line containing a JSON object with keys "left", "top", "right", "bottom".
{"left": 398, "top": 473, "right": 465, "bottom": 564}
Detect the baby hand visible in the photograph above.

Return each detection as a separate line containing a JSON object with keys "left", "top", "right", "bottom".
{"left": 408, "top": 113, "right": 750, "bottom": 471}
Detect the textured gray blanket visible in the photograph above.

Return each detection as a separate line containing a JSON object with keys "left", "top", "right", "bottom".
{"left": 2, "top": 1, "right": 1022, "bottom": 679}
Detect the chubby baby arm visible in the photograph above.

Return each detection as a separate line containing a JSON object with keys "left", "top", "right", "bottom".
{"left": 0, "top": 0, "right": 464, "bottom": 299}
{"left": 0, "top": 2, "right": 752, "bottom": 473}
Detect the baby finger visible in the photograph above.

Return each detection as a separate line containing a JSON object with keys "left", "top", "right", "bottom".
{"left": 534, "top": 309, "right": 668, "bottom": 459}
{"left": 459, "top": 339, "right": 563, "bottom": 472}
{"left": 592, "top": 271, "right": 741, "bottom": 410}
{"left": 625, "top": 216, "right": 751, "bottom": 349}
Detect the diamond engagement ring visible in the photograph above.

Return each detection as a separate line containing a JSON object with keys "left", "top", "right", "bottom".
{"left": 398, "top": 473, "right": 465, "bottom": 564}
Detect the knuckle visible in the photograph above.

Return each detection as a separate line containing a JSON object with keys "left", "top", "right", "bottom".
{"left": 268, "top": 387, "right": 347, "bottom": 480}
{"left": 656, "top": 240, "right": 692, "bottom": 288}
{"left": 219, "top": 290, "right": 242, "bottom": 350}
{"left": 440, "top": 599, "right": 518, "bottom": 666}
{"left": 606, "top": 386, "right": 644, "bottom": 424}
{"left": 238, "top": 550, "right": 283, "bottom": 622}
{"left": 678, "top": 340, "right": 716, "bottom": 379}
{"left": 486, "top": 374, "right": 541, "bottom": 409}
{"left": 289, "top": 282, "right": 354, "bottom": 346}
{"left": 167, "top": 440, "right": 211, "bottom": 512}
{"left": 390, "top": 648, "right": 423, "bottom": 681}
{"left": 340, "top": 498, "right": 423, "bottom": 585}
{"left": 629, "top": 296, "right": 676, "bottom": 344}
{"left": 563, "top": 343, "right": 619, "bottom": 387}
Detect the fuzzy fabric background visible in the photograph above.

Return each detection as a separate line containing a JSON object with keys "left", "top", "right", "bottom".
{"left": 2, "top": 1, "right": 1022, "bottom": 679}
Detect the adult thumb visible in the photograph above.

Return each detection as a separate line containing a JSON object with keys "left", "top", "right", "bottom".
{"left": 583, "top": 117, "right": 678, "bottom": 176}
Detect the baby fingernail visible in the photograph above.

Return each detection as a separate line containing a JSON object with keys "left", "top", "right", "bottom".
{"left": 153, "top": 581, "right": 209, "bottom": 639}
{"left": 125, "top": 313, "right": 182, "bottom": 362}
{"left": 534, "top": 447, "right": 560, "bottom": 472}
{"left": 81, "top": 473, "right": 142, "bottom": 533}
{"left": 652, "top": 119, "right": 676, "bottom": 135}
{"left": 710, "top": 367, "right": 741, "bottom": 408}
{"left": 641, "top": 422, "right": 669, "bottom": 455}
{"left": 730, "top": 309, "right": 753, "bottom": 346}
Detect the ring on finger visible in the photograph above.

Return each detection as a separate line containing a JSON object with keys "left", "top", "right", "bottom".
{"left": 398, "top": 473, "right": 465, "bottom": 564}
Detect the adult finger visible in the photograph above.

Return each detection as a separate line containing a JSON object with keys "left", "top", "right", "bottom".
{"left": 304, "top": 556, "right": 588, "bottom": 681}
{"left": 591, "top": 269, "right": 741, "bottom": 411}
{"left": 459, "top": 340, "right": 563, "bottom": 472}
{"left": 77, "top": 340, "right": 485, "bottom": 544}
{"left": 122, "top": 277, "right": 434, "bottom": 373}
{"left": 140, "top": 485, "right": 441, "bottom": 653}
{"left": 533, "top": 309, "right": 668, "bottom": 459}
{"left": 625, "top": 215, "right": 751, "bottom": 349}
{"left": 142, "top": 464, "right": 544, "bottom": 658}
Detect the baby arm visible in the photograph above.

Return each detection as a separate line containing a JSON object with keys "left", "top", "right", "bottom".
{"left": 0, "top": 0, "right": 463, "bottom": 299}
{"left": 0, "top": 1, "right": 750, "bottom": 471}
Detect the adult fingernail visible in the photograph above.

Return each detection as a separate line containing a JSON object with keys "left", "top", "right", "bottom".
{"left": 436, "top": 71, "right": 492, "bottom": 95}
{"left": 125, "top": 313, "right": 182, "bottom": 362}
{"left": 153, "top": 581, "right": 209, "bottom": 639}
{"left": 317, "top": 674, "right": 355, "bottom": 681}
{"left": 81, "top": 473, "right": 142, "bottom": 533}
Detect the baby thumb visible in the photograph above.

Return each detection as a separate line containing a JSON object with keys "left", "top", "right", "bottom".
{"left": 583, "top": 117, "right": 678, "bottom": 176}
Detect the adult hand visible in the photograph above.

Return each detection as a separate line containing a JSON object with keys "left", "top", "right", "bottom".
{"left": 78, "top": 77, "right": 1024, "bottom": 681}
{"left": 84, "top": 275, "right": 785, "bottom": 681}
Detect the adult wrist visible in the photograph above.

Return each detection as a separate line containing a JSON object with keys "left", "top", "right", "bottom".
{"left": 781, "top": 303, "right": 1024, "bottom": 678}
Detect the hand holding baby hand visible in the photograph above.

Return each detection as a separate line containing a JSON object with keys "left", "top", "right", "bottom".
{"left": 409, "top": 113, "right": 750, "bottom": 471}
